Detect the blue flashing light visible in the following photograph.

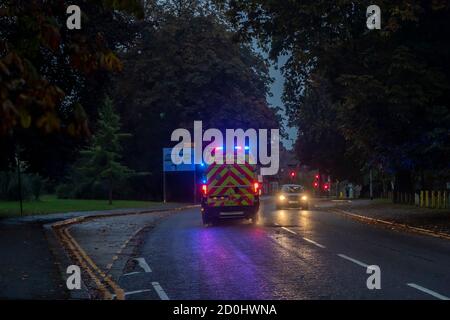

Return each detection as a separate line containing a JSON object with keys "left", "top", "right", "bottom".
{"left": 244, "top": 146, "right": 250, "bottom": 150}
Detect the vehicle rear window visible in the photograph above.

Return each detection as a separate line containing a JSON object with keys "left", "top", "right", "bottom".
{"left": 281, "top": 185, "right": 304, "bottom": 193}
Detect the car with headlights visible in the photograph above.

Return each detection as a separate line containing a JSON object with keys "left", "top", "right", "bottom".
{"left": 276, "top": 184, "right": 309, "bottom": 210}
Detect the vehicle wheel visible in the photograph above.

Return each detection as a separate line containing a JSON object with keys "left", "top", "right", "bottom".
{"left": 250, "top": 214, "right": 259, "bottom": 224}
{"left": 202, "top": 210, "right": 211, "bottom": 226}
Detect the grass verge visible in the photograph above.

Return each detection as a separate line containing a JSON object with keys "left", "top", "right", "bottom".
{"left": 0, "top": 195, "right": 162, "bottom": 218}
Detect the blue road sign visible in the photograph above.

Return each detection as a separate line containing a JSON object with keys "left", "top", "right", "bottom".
{"left": 163, "top": 148, "right": 195, "bottom": 172}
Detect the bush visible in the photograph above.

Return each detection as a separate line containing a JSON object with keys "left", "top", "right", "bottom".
{"left": 56, "top": 183, "right": 74, "bottom": 199}
{"left": 0, "top": 171, "right": 33, "bottom": 201}
{"left": 30, "top": 174, "right": 44, "bottom": 200}
{"left": 56, "top": 177, "right": 147, "bottom": 200}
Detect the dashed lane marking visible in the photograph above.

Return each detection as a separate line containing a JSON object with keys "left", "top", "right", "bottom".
{"left": 407, "top": 283, "right": 449, "bottom": 300}
{"left": 337, "top": 254, "right": 369, "bottom": 268}
{"left": 152, "top": 282, "right": 169, "bottom": 300}
{"left": 303, "top": 237, "right": 326, "bottom": 249}
{"left": 279, "top": 226, "right": 327, "bottom": 249}
{"left": 281, "top": 227, "right": 297, "bottom": 235}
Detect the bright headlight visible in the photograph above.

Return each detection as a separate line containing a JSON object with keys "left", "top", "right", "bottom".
{"left": 279, "top": 195, "right": 286, "bottom": 201}
{"left": 301, "top": 195, "right": 308, "bottom": 201}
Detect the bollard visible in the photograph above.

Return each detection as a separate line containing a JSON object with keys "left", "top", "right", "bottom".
{"left": 431, "top": 191, "right": 435, "bottom": 208}
{"left": 425, "top": 191, "right": 429, "bottom": 208}
{"left": 437, "top": 191, "right": 441, "bottom": 209}
{"left": 420, "top": 191, "right": 424, "bottom": 207}
{"left": 444, "top": 191, "right": 448, "bottom": 209}
{"left": 445, "top": 191, "right": 448, "bottom": 209}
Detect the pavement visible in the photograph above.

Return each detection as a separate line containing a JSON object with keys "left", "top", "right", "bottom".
{"left": 0, "top": 203, "right": 190, "bottom": 299}
{"left": 0, "top": 221, "right": 67, "bottom": 299}
{"left": 328, "top": 199, "right": 450, "bottom": 235}
{"left": 1, "top": 197, "right": 450, "bottom": 300}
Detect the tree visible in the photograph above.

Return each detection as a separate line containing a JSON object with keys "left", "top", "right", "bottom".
{"left": 0, "top": 0, "right": 144, "bottom": 178}
{"left": 220, "top": 0, "right": 450, "bottom": 195}
{"left": 73, "top": 97, "right": 134, "bottom": 204}
{"left": 112, "top": 6, "right": 281, "bottom": 198}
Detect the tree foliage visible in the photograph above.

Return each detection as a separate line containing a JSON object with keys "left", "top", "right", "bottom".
{"left": 112, "top": 6, "right": 281, "bottom": 197}
{"left": 0, "top": 0, "right": 143, "bottom": 175}
{"left": 68, "top": 96, "right": 134, "bottom": 203}
{"left": 0, "top": 0, "right": 143, "bottom": 135}
{"left": 221, "top": 0, "right": 450, "bottom": 188}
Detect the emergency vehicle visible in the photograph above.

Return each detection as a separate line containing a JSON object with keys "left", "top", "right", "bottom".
{"left": 200, "top": 146, "right": 260, "bottom": 225}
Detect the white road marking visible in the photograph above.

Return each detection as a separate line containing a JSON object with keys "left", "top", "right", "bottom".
{"left": 303, "top": 237, "right": 326, "bottom": 249}
{"left": 152, "top": 282, "right": 169, "bottom": 300}
{"left": 280, "top": 227, "right": 326, "bottom": 249}
{"left": 337, "top": 254, "right": 369, "bottom": 268}
{"left": 407, "top": 283, "right": 449, "bottom": 300}
{"left": 111, "top": 289, "right": 153, "bottom": 299}
{"left": 274, "top": 223, "right": 280, "bottom": 226}
{"left": 281, "top": 227, "right": 297, "bottom": 234}
{"left": 124, "top": 289, "right": 153, "bottom": 296}
{"left": 134, "top": 257, "right": 152, "bottom": 273}
{"left": 122, "top": 271, "right": 141, "bottom": 277}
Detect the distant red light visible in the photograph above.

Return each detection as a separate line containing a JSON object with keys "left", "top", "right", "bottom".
{"left": 313, "top": 182, "right": 319, "bottom": 188}
{"left": 290, "top": 171, "right": 296, "bottom": 177}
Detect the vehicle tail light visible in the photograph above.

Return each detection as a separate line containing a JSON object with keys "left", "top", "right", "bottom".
{"left": 253, "top": 182, "right": 259, "bottom": 194}
{"left": 202, "top": 184, "right": 207, "bottom": 195}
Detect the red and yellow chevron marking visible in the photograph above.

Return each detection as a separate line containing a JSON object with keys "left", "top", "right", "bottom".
{"left": 206, "top": 163, "right": 256, "bottom": 207}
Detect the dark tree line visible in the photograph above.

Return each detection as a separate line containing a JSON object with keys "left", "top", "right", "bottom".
{"left": 111, "top": 2, "right": 280, "bottom": 199}
{"left": 0, "top": 0, "right": 143, "bottom": 177}
{"left": 1, "top": 0, "right": 281, "bottom": 201}
{"left": 218, "top": 0, "right": 450, "bottom": 195}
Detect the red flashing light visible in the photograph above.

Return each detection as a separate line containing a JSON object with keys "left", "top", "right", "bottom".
{"left": 313, "top": 182, "right": 319, "bottom": 188}
{"left": 315, "top": 174, "right": 319, "bottom": 179}
{"left": 290, "top": 171, "right": 296, "bottom": 177}
{"left": 253, "top": 182, "right": 260, "bottom": 193}
{"left": 202, "top": 184, "right": 207, "bottom": 195}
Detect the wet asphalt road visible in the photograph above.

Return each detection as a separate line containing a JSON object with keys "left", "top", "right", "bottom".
{"left": 117, "top": 199, "right": 450, "bottom": 300}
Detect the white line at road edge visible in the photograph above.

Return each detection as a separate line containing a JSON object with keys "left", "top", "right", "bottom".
{"left": 407, "top": 283, "right": 449, "bottom": 300}
{"left": 134, "top": 257, "right": 152, "bottom": 273}
{"left": 303, "top": 237, "right": 326, "bottom": 249}
{"left": 124, "top": 289, "right": 153, "bottom": 296}
{"left": 122, "top": 271, "right": 141, "bottom": 277}
{"left": 111, "top": 289, "right": 153, "bottom": 299}
{"left": 281, "top": 227, "right": 297, "bottom": 235}
{"left": 152, "top": 282, "right": 170, "bottom": 300}
{"left": 337, "top": 254, "right": 369, "bottom": 268}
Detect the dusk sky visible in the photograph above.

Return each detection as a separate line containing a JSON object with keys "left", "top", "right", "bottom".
{"left": 266, "top": 54, "right": 298, "bottom": 150}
